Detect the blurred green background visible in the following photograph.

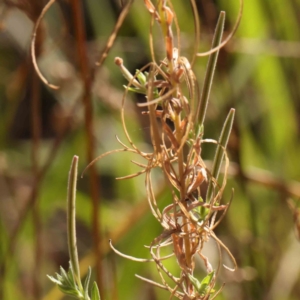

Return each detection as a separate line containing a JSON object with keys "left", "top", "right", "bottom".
{"left": 0, "top": 0, "right": 300, "bottom": 299}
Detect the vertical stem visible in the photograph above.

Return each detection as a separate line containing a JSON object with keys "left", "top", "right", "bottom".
{"left": 0, "top": 224, "right": 4, "bottom": 300}
{"left": 31, "top": 20, "right": 44, "bottom": 299}
{"left": 174, "top": 114, "right": 192, "bottom": 267}
{"left": 147, "top": 67, "right": 162, "bottom": 155}
{"left": 31, "top": 70, "right": 42, "bottom": 300}
{"left": 71, "top": 0, "right": 102, "bottom": 295}
{"left": 67, "top": 156, "right": 82, "bottom": 289}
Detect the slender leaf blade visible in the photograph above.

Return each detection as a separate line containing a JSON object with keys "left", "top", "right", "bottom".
{"left": 206, "top": 109, "right": 235, "bottom": 202}
{"left": 196, "top": 11, "right": 225, "bottom": 129}
{"left": 91, "top": 282, "right": 101, "bottom": 300}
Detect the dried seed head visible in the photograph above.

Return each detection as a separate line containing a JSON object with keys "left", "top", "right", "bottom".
{"left": 114, "top": 57, "right": 123, "bottom": 66}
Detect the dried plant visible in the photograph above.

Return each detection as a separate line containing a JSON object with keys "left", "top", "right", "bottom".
{"left": 43, "top": 0, "right": 244, "bottom": 299}
{"left": 84, "top": 0, "right": 242, "bottom": 299}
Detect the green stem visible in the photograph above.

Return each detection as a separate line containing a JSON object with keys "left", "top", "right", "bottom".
{"left": 67, "top": 155, "right": 83, "bottom": 290}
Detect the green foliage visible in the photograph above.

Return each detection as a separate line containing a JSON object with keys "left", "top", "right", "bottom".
{"left": 188, "top": 271, "right": 215, "bottom": 296}
{"left": 48, "top": 156, "right": 100, "bottom": 300}
{"left": 48, "top": 265, "right": 100, "bottom": 300}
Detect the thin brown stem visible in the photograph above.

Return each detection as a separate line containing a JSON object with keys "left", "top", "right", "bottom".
{"left": 96, "top": 0, "right": 134, "bottom": 67}
{"left": 71, "top": 0, "right": 102, "bottom": 295}
{"left": 174, "top": 114, "right": 192, "bottom": 268}
{"left": 31, "top": 70, "right": 42, "bottom": 300}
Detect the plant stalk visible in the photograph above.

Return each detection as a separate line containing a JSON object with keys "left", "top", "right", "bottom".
{"left": 67, "top": 155, "right": 83, "bottom": 290}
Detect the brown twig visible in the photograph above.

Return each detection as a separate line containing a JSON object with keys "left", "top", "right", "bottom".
{"left": 31, "top": 70, "right": 42, "bottom": 300}
{"left": 31, "top": 0, "right": 59, "bottom": 89}
{"left": 196, "top": 0, "right": 244, "bottom": 57}
{"left": 211, "top": 161, "right": 300, "bottom": 199}
{"left": 96, "top": 0, "right": 134, "bottom": 67}
{"left": 70, "top": 0, "right": 102, "bottom": 295}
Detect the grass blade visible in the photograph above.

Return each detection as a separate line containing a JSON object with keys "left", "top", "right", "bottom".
{"left": 206, "top": 109, "right": 235, "bottom": 202}
{"left": 196, "top": 12, "right": 225, "bottom": 129}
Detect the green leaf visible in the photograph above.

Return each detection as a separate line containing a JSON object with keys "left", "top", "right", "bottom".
{"left": 136, "top": 69, "right": 146, "bottom": 85}
{"left": 47, "top": 275, "right": 61, "bottom": 285}
{"left": 91, "top": 282, "right": 101, "bottom": 300}
{"left": 48, "top": 265, "right": 84, "bottom": 299}
{"left": 124, "top": 85, "right": 146, "bottom": 95}
{"left": 199, "top": 207, "right": 210, "bottom": 220}
{"left": 187, "top": 274, "right": 202, "bottom": 291}
{"left": 198, "top": 271, "right": 215, "bottom": 295}
{"left": 196, "top": 11, "right": 225, "bottom": 130}
{"left": 83, "top": 267, "right": 92, "bottom": 299}
{"left": 57, "top": 284, "right": 81, "bottom": 298}
{"left": 84, "top": 267, "right": 92, "bottom": 292}
{"left": 188, "top": 271, "right": 215, "bottom": 295}
{"left": 60, "top": 266, "right": 73, "bottom": 287}
{"left": 206, "top": 108, "right": 235, "bottom": 202}
{"left": 55, "top": 272, "right": 63, "bottom": 282}
{"left": 67, "top": 264, "right": 78, "bottom": 288}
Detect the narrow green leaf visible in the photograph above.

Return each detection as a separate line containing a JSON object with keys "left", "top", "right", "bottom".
{"left": 60, "top": 266, "right": 73, "bottom": 287}
{"left": 199, "top": 207, "right": 210, "bottom": 220}
{"left": 124, "top": 85, "right": 146, "bottom": 95}
{"left": 91, "top": 282, "right": 101, "bottom": 300}
{"left": 136, "top": 69, "right": 146, "bottom": 85}
{"left": 67, "top": 264, "right": 77, "bottom": 288}
{"left": 47, "top": 275, "right": 61, "bottom": 285}
{"left": 198, "top": 271, "right": 215, "bottom": 295}
{"left": 187, "top": 274, "right": 202, "bottom": 291}
{"left": 84, "top": 288, "right": 90, "bottom": 300}
{"left": 57, "top": 285, "right": 81, "bottom": 298}
{"left": 200, "top": 271, "right": 215, "bottom": 287}
{"left": 206, "top": 109, "right": 235, "bottom": 202}
{"left": 84, "top": 267, "right": 92, "bottom": 292}
{"left": 55, "top": 272, "right": 63, "bottom": 282}
{"left": 60, "top": 266, "right": 68, "bottom": 278}
{"left": 67, "top": 155, "right": 83, "bottom": 290}
{"left": 196, "top": 11, "right": 225, "bottom": 129}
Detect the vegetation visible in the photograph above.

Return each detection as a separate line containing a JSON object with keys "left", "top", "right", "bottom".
{"left": 0, "top": 0, "right": 300, "bottom": 300}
